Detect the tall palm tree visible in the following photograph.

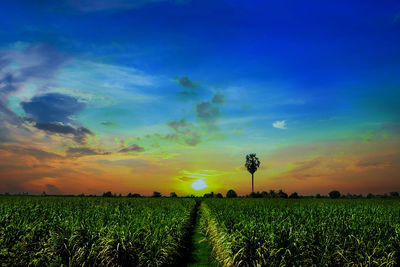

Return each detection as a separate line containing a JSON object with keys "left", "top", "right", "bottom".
{"left": 245, "top": 153, "right": 261, "bottom": 193}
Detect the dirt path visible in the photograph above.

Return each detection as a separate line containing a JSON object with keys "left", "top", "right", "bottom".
{"left": 187, "top": 202, "right": 218, "bottom": 267}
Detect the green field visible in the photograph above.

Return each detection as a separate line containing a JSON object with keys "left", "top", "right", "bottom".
{"left": 1, "top": 197, "right": 400, "bottom": 266}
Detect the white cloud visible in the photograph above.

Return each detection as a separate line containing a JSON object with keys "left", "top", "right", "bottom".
{"left": 272, "top": 120, "right": 287, "bottom": 129}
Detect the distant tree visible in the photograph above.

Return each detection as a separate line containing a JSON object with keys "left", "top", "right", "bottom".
{"left": 346, "top": 193, "right": 353, "bottom": 199}
{"left": 390, "top": 192, "right": 399, "bottom": 197}
{"left": 204, "top": 192, "right": 214, "bottom": 198}
{"left": 261, "top": 191, "right": 269, "bottom": 198}
{"left": 153, "top": 191, "right": 162, "bottom": 197}
{"left": 79, "top": 193, "right": 85, "bottom": 197}
{"left": 289, "top": 192, "right": 299, "bottom": 199}
{"left": 249, "top": 191, "right": 262, "bottom": 198}
{"left": 226, "top": 189, "right": 238, "bottom": 198}
{"left": 278, "top": 189, "right": 288, "bottom": 198}
{"left": 367, "top": 193, "right": 374, "bottom": 199}
{"left": 41, "top": 191, "right": 47, "bottom": 196}
{"left": 215, "top": 193, "right": 223, "bottom": 198}
{"left": 103, "top": 191, "right": 113, "bottom": 197}
{"left": 127, "top": 192, "right": 133, "bottom": 197}
{"left": 315, "top": 193, "right": 321, "bottom": 198}
{"left": 170, "top": 192, "right": 178, "bottom": 198}
{"left": 245, "top": 153, "right": 261, "bottom": 193}
{"left": 329, "top": 190, "right": 341, "bottom": 199}
{"left": 269, "top": 190, "right": 277, "bottom": 198}
{"left": 133, "top": 193, "right": 141, "bottom": 198}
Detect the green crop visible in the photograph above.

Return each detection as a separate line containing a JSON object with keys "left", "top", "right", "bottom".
{"left": 201, "top": 199, "right": 400, "bottom": 266}
{"left": 0, "top": 196, "right": 196, "bottom": 266}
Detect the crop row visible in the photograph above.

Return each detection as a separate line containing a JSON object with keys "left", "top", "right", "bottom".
{"left": 201, "top": 199, "right": 400, "bottom": 266}
{"left": 0, "top": 197, "right": 197, "bottom": 266}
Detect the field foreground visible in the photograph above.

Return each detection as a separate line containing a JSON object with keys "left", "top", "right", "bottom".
{"left": 1, "top": 197, "right": 400, "bottom": 266}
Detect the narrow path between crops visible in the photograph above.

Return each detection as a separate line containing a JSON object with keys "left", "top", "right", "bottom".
{"left": 187, "top": 202, "right": 218, "bottom": 267}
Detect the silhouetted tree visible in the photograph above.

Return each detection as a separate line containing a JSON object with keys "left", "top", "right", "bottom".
{"left": 367, "top": 193, "right": 374, "bottom": 199}
{"left": 390, "top": 192, "right": 399, "bottom": 197}
{"left": 245, "top": 153, "right": 261, "bottom": 193}
{"left": 170, "top": 192, "right": 178, "bottom": 197}
{"left": 269, "top": 190, "right": 277, "bottom": 198}
{"left": 289, "top": 192, "right": 299, "bottom": 198}
{"left": 103, "top": 191, "right": 113, "bottom": 197}
{"left": 127, "top": 192, "right": 133, "bottom": 197}
{"left": 204, "top": 192, "right": 214, "bottom": 198}
{"left": 153, "top": 191, "right": 162, "bottom": 197}
{"left": 329, "top": 190, "right": 341, "bottom": 199}
{"left": 226, "top": 189, "right": 237, "bottom": 198}
{"left": 278, "top": 189, "right": 288, "bottom": 198}
{"left": 215, "top": 193, "right": 223, "bottom": 198}
{"left": 261, "top": 191, "right": 269, "bottom": 198}
{"left": 315, "top": 193, "right": 321, "bottom": 198}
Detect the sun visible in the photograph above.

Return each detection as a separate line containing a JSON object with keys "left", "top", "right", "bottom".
{"left": 191, "top": 179, "right": 207, "bottom": 190}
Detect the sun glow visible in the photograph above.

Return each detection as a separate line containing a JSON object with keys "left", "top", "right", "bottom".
{"left": 191, "top": 179, "right": 207, "bottom": 191}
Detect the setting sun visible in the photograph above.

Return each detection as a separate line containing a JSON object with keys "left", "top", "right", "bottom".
{"left": 191, "top": 179, "right": 207, "bottom": 191}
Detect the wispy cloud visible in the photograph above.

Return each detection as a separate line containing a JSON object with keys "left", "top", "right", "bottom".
{"left": 273, "top": 120, "right": 287, "bottom": 129}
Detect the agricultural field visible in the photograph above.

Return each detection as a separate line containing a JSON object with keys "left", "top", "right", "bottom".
{"left": 0, "top": 197, "right": 196, "bottom": 266}
{"left": 2, "top": 197, "right": 400, "bottom": 266}
{"left": 201, "top": 199, "right": 400, "bottom": 266}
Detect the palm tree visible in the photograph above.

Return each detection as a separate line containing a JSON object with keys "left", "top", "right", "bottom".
{"left": 245, "top": 153, "right": 261, "bottom": 193}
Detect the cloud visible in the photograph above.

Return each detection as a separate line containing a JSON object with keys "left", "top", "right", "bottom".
{"left": 66, "top": 147, "right": 110, "bottom": 157}
{"left": 45, "top": 184, "right": 63, "bottom": 195}
{"left": 174, "top": 76, "right": 199, "bottom": 89}
{"left": 212, "top": 93, "right": 225, "bottom": 104}
{"left": 174, "top": 76, "right": 200, "bottom": 98}
{"left": 21, "top": 93, "right": 86, "bottom": 123}
{"left": 356, "top": 160, "right": 391, "bottom": 169}
{"left": 178, "top": 176, "right": 197, "bottom": 182}
{"left": 0, "top": 145, "right": 64, "bottom": 161}
{"left": 119, "top": 144, "right": 145, "bottom": 153}
{"left": 0, "top": 43, "right": 68, "bottom": 127}
{"left": 272, "top": 120, "right": 287, "bottom": 129}
{"left": 101, "top": 121, "right": 114, "bottom": 126}
{"left": 34, "top": 122, "right": 93, "bottom": 144}
{"left": 166, "top": 118, "right": 202, "bottom": 146}
{"left": 196, "top": 102, "right": 220, "bottom": 121}
{"left": 167, "top": 118, "right": 190, "bottom": 131}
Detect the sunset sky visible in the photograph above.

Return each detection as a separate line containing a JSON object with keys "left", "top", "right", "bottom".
{"left": 0, "top": 0, "right": 399, "bottom": 196}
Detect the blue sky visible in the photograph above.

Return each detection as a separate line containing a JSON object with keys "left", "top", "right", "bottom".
{"left": 0, "top": 0, "right": 399, "bottom": 195}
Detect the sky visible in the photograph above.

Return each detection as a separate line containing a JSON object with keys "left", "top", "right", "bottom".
{"left": 0, "top": 0, "right": 399, "bottom": 196}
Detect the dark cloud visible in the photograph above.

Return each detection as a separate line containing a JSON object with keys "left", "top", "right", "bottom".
{"left": 212, "top": 93, "right": 225, "bottom": 104}
{"left": 196, "top": 101, "right": 220, "bottom": 121}
{"left": 166, "top": 118, "right": 202, "bottom": 146}
{"left": 21, "top": 93, "right": 86, "bottom": 123}
{"left": 0, "top": 145, "right": 64, "bottom": 161}
{"left": 45, "top": 184, "right": 63, "bottom": 195}
{"left": 167, "top": 118, "right": 190, "bottom": 131}
{"left": 34, "top": 122, "right": 93, "bottom": 144}
{"left": 66, "top": 147, "right": 110, "bottom": 157}
{"left": 174, "top": 76, "right": 199, "bottom": 89}
{"left": 119, "top": 144, "right": 145, "bottom": 153}
{"left": 0, "top": 44, "right": 68, "bottom": 125}
{"left": 357, "top": 160, "right": 391, "bottom": 168}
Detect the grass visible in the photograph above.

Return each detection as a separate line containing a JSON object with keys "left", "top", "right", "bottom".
{"left": 201, "top": 198, "right": 400, "bottom": 266}
{"left": 0, "top": 196, "right": 196, "bottom": 266}
{"left": 1, "top": 196, "right": 400, "bottom": 266}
